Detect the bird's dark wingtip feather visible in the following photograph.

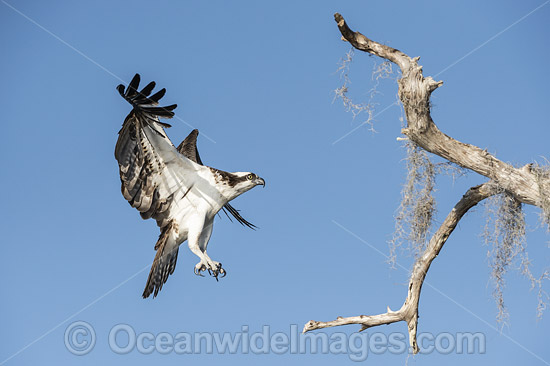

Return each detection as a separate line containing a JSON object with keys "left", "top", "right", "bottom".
{"left": 118, "top": 74, "right": 177, "bottom": 121}
{"left": 150, "top": 88, "right": 166, "bottom": 103}
{"left": 126, "top": 74, "right": 140, "bottom": 97}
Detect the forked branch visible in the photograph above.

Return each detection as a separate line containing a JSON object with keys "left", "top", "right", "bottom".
{"left": 304, "top": 182, "right": 499, "bottom": 353}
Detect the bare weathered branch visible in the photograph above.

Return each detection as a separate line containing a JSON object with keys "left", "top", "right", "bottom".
{"left": 333, "top": 13, "right": 549, "bottom": 208}
{"left": 305, "top": 13, "right": 549, "bottom": 354}
{"left": 334, "top": 13, "right": 411, "bottom": 71}
{"left": 304, "top": 182, "right": 499, "bottom": 353}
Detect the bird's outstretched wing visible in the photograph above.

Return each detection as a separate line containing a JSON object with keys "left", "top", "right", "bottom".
{"left": 176, "top": 129, "right": 257, "bottom": 229}
{"left": 115, "top": 74, "right": 198, "bottom": 298}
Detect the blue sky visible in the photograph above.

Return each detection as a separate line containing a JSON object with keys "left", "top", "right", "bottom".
{"left": 1, "top": 0, "right": 549, "bottom": 364}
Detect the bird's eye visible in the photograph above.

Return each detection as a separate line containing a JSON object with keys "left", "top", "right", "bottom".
{"left": 247, "top": 174, "right": 254, "bottom": 180}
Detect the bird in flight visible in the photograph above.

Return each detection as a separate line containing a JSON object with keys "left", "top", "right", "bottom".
{"left": 114, "top": 74, "right": 265, "bottom": 298}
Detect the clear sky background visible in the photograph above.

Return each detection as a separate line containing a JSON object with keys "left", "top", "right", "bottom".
{"left": 1, "top": 0, "right": 549, "bottom": 365}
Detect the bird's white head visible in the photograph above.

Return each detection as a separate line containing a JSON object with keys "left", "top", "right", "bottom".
{"left": 209, "top": 168, "right": 265, "bottom": 202}
{"left": 227, "top": 172, "right": 265, "bottom": 199}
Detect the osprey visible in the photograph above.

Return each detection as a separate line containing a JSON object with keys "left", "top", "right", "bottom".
{"left": 115, "top": 74, "right": 265, "bottom": 298}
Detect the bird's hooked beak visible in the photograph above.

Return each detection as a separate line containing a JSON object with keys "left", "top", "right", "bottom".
{"left": 255, "top": 177, "right": 266, "bottom": 188}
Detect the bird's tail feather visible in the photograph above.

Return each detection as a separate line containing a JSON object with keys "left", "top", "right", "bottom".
{"left": 142, "top": 221, "right": 179, "bottom": 299}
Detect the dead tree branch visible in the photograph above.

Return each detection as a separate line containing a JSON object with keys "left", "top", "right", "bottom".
{"left": 333, "top": 13, "right": 549, "bottom": 207}
{"left": 304, "top": 182, "right": 499, "bottom": 353}
{"left": 304, "top": 13, "right": 550, "bottom": 354}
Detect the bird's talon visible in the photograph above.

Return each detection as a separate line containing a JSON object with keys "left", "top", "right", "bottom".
{"left": 194, "top": 269, "right": 204, "bottom": 277}
{"left": 194, "top": 263, "right": 207, "bottom": 276}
